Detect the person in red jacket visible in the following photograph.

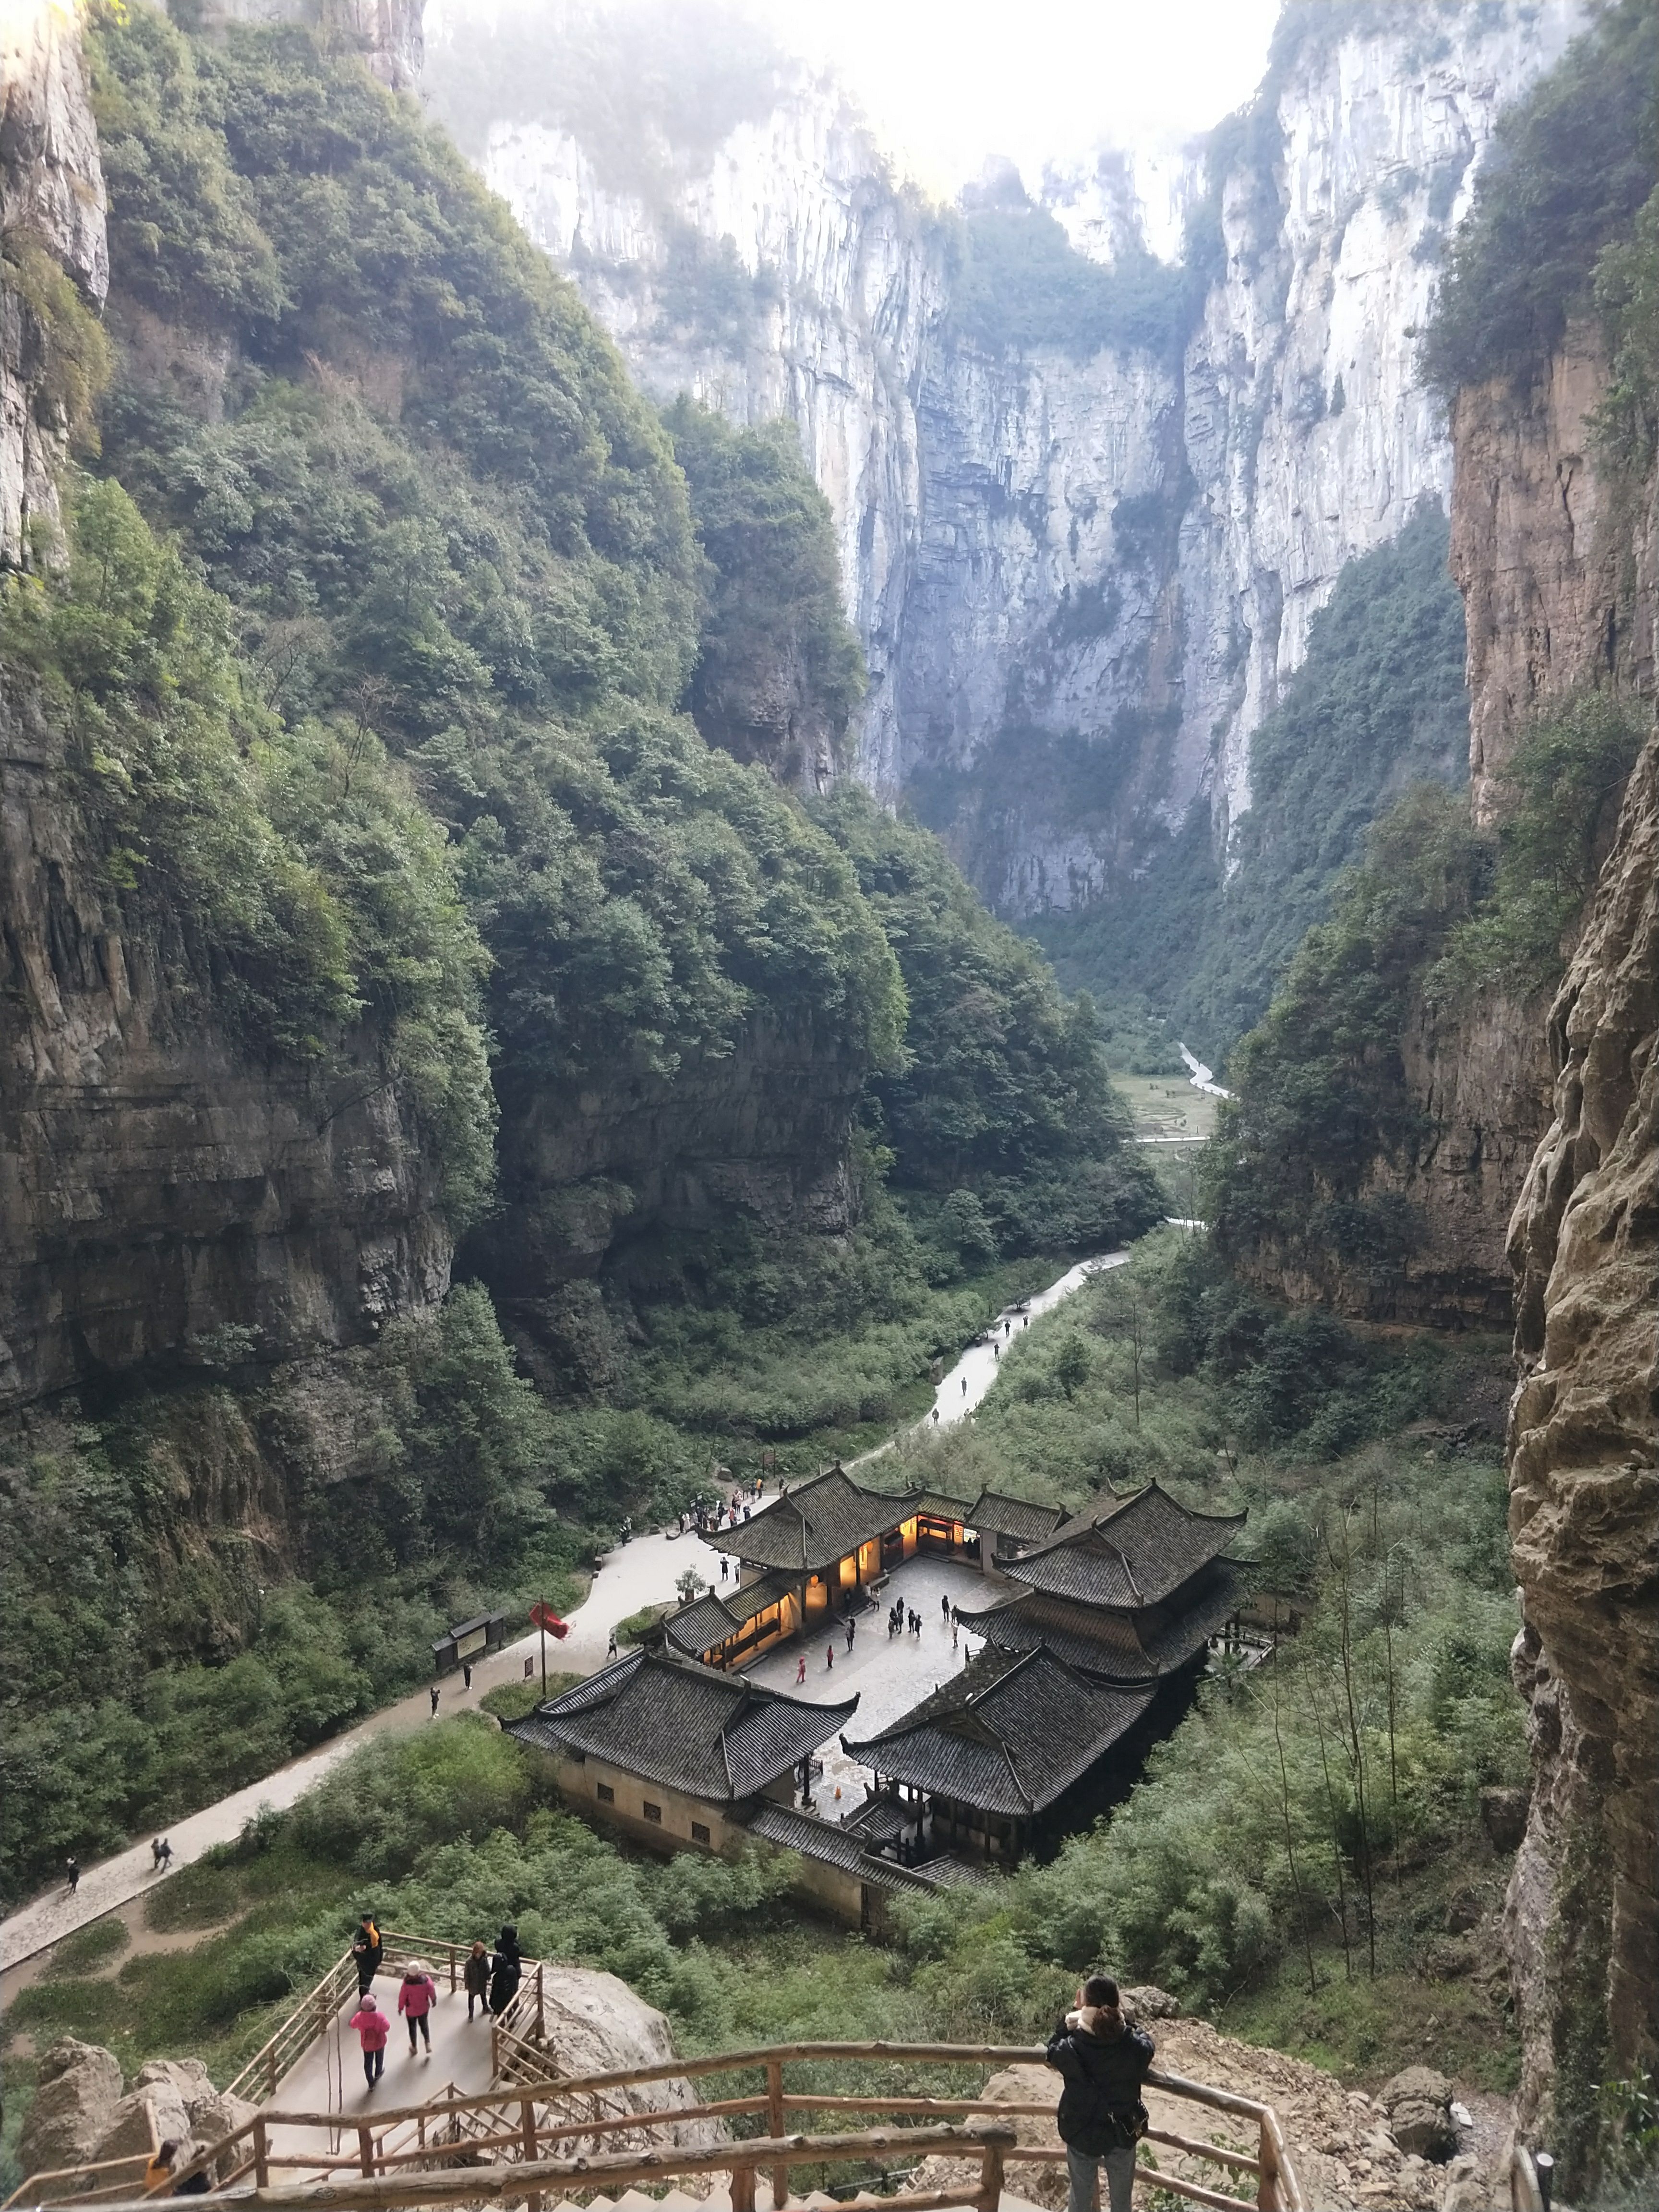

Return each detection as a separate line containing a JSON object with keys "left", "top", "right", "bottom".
{"left": 397, "top": 1961, "right": 438, "bottom": 2056}
{"left": 349, "top": 1992, "right": 388, "bottom": 2089}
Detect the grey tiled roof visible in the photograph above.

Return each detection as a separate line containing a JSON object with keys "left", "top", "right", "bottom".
{"left": 741, "top": 1801, "right": 940, "bottom": 1893}
{"left": 1007, "top": 1482, "right": 1245, "bottom": 1607}
{"left": 910, "top": 1489, "right": 974, "bottom": 1522}
{"left": 506, "top": 1650, "right": 856, "bottom": 1802}
{"left": 953, "top": 1589, "right": 1157, "bottom": 1681}
{"left": 661, "top": 1571, "right": 794, "bottom": 1655}
{"left": 968, "top": 1491, "right": 1067, "bottom": 1543}
{"left": 1142, "top": 1563, "right": 1245, "bottom": 1671}
{"left": 841, "top": 1647, "right": 1153, "bottom": 1816}
{"left": 720, "top": 1465, "right": 912, "bottom": 1574}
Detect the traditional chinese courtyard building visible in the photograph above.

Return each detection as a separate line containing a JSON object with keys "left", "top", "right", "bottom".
{"left": 952, "top": 1480, "right": 1247, "bottom": 1684}
{"left": 505, "top": 1647, "right": 856, "bottom": 1855}
{"left": 841, "top": 1646, "right": 1156, "bottom": 1863}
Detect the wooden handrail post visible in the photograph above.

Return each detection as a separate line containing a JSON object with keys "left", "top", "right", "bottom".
{"left": 977, "top": 2140, "right": 1005, "bottom": 2212}
{"left": 536, "top": 1962, "right": 546, "bottom": 2043}
{"left": 356, "top": 2127, "right": 374, "bottom": 2180}
{"left": 1256, "top": 2113, "right": 1277, "bottom": 2210}
{"left": 253, "top": 2120, "right": 270, "bottom": 2192}
{"left": 731, "top": 2163, "right": 757, "bottom": 2212}
{"left": 768, "top": 2058, "right": 787, "bottom": 2209}
{"left": 266, "top": 2047, "right": 278, "bottom": 2098}
{"left": 521, "top": 2100, "right": 541, "bottom": 2212}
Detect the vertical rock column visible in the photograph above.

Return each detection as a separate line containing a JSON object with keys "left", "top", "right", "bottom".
{"left": 1504, "top": 729, "right": 1659, "bottom": 2167}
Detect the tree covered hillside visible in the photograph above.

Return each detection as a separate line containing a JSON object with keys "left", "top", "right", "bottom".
{"left": 0, "top": 5, "right": 1154, "bottom": 1899}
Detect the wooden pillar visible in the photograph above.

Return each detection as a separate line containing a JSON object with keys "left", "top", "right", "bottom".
{"left": 536, "top": 1963, "right": 546, "bottom": 2043}
{"left": 731, "top": 2164, "right": 757, "bottom": 2212}
{"left": 1256, "top": 2114, "right": 1279, "bottom": 2210}
{"left": 522, "top": 2099, "right": 542, "bottom": 2212}
{"left": 356, "top": 2126, "right": 374, "bottom": 2179}
{"left": 768, "top": 2059, "right": 787, "bottom": 2209}
{"left": 252, "top": 2119, "right": 270, "bottom": 2191}
{"left": 977, "top": 2141, "right": 1005, "bottom": 2212}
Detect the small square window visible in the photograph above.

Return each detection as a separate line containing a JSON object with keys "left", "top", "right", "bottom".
{"left": 643, "top": 1800, "right": 662, "bottom": 1823}
{"left": 595, "top": 1782, "right": 615, "bottom": 1804}
{"left": 690, "top": 1821, "right": 711, "bottom": 1845}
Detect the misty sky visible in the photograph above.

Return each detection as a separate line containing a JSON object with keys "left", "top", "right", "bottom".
{"left": 722, "top": 0, "right": 1284, "bottom": 189}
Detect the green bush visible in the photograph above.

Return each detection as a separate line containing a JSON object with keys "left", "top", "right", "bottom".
{"left": 287, "top": 1717, "right": 542, "bottom": 1880}
{"left": 1420, "top": 0, "right": 1659, "bottom": 396}
{"left": 667, "top": 400, "right": 865, "bottom": 772}
{"left": 1429, "top": 692, "right": 1650, "bottom": 1005}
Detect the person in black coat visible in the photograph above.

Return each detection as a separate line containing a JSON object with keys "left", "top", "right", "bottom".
{"left": 1046, "top": 1975, "right": 1155, "bottom": 2212}
{"left": 352, "top": 1912, "right": 385, "bottom": 1996}
{"left": 488, "top": 1924, "right": 523, "bottom": 2016}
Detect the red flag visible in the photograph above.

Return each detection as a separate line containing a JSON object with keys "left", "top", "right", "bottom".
{"left": 529, "top": 1601, "right": 568, "bottom": 1639}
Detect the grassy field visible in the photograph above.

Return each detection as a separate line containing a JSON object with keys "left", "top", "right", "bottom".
{"left": 1111, "top": 1072, "right": 1221, "bottom": 1142}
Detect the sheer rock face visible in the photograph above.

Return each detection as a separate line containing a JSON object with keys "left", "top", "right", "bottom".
{"left": 1454, "top": 335, "right": 1659, "bottom": 823}
{"left": 0, "top": 676, "right": 455, "bottom": 1412}
{"left": 203, "top": 1, "right": 424, "bottom": 91}
{"left": 445, "top": 2, "right": 1586, "bottom": 911}
{"left": 1503, "top": 728, "right": 1659, "bottom": 2140}
{"left": 0, "top": 0, "right": 108, "bottom": 568}
{"left": 469, "top": 1015, "right": 863, "bottom": 1393}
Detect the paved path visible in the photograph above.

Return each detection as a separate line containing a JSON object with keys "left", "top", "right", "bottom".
{"left": 0, "top": 1518, "right": 740, "bottom": 1974}
{"left": 0, "top": 1251, "right": 1122, "bottom": 1973}
{"left": 261, "top": 1972, "right": 495, "bottom": 2160}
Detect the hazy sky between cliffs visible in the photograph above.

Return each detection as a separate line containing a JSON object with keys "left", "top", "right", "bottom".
{"left": 747, "top": 0, "right": 1283, "bottom": 190}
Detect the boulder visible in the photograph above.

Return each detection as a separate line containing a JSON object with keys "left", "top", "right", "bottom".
{"left": 535, "top": 1966, "right": 723, "bottom": 2152}
{"left": 16, "top": 2039, "right": 123, "bottom": 2182}
{"left": 133, "top": 2061, "right": 257, "bottom": 2179}
{"left": 1443, "top": 1889, "right": 1481, "bottom": 1934}
{"left": 91, "top": 2080, "right": 192, "bottom": 2169}
{"left": 1122, "top": 1984, "right": 1182, "bottom": 2019}
{"left": 1381, "top": 2066, "right": 1457, "bottom": 2162}
{"left": 1478, "top": 1786, "right": 1529, "bottom": 1853}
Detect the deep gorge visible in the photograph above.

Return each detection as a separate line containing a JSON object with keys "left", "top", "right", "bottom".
{"left": 1, "top": 1, "right": 1655, "bottom": 2201}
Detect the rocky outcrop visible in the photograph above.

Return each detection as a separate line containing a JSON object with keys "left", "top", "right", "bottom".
{"left": 471, "top": 1015, "right": 862, "bottom": 1391}
{"left": 440, "top": 3, "right": 1588, "bottom": 907}
{"left": 204, "top": 1, "right": 424, "bottom": 92}
{"left": 530, "top": 1966, "right": 725, "bottom": 2153}
{"left": 1380, "top": 2067, "right": 1458, "bottom": 2162}
{"left": 0, "top": 0, "right": 109, "bottom": 569}
{"left": 0, "top": 677, "right": 454, "bottom": 1410}
{"left": 16, "top": 2038, "right": 122, "bottom": 2183}
{"left": 1455, "top": 330, "right": 1659, "bottom": 821}
{"left": 1503, "top": 728, "right": 1659, "bottom": 2159}
{"left": 913, "top": 2024, "right": 1491, "bottom": 2212}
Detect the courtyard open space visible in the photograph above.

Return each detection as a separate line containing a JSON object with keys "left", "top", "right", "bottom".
{"left": 741, "top": 1551, "right": 991, "bottom": 1812}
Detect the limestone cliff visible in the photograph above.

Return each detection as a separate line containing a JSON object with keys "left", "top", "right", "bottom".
{"left": 1455, "top": 325, "right": 1659, "bottom": 823}
{"left": 434, "top": 0, "right": 1587, "bottom": 909}
{"left": 1504, "top": 726, "right": 1659, "bottom": 2166}
{"left": 0, "top": 670, "right": 453, "bottom": 1410}
{"left": 0, "top": 0, "right": 108, "bottom": 569}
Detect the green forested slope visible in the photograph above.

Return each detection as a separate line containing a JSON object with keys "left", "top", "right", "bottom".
{"left": 1033, "top": 503, "right": 1470, "bottom": 1070}
{"left": 0, "top": 5, "right": 1151, "bottom": 1902}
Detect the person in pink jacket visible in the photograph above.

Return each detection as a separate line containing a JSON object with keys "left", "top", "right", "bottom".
{"left": 397, "top": 1961, "right": 438, "bottom": 2056}
{"left": 349, "top": 1992, "right": 388, "bottom": 2089}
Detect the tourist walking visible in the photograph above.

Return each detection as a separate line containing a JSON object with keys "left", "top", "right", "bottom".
{"left": 952, "top": 1616, "right": 960, "bottom": 1648}
{"left": 398, "top": 1961, "right": 437, "bottom": 2056}
{"left": 429, "top": 1685, "right": 440, "bottom": 1717}
{"left": 488, "top": 1926, "right": 522, "bottom": 2016}
{"left": 607, "top": 1628, "right": 619, "bottom": 1659}
{"left": 353, "top": 1912, "right": 384, "bottom": 1996}
{"left": 941, "top": 1595, "right": 950, "bottom": 1621}
{"left": 464, "top": 1941, "right": 490, "bottom": 2021}
{"left": 825, "top": 1643, "right": 834, "bottom": 1670}
{"left": 65, "top": 1857, "right": 79, "bottom": 1894}
{"left": 462, "top": 1661, "right": 473, "bottom": 1691}
{"left": 845, "top": 1616, "right": 855, "bottom": 1650}
{"left": 152, "top": 1838, "right": 165, "bottom": 1871}
{"left": 1046, "top": 1977, "right": 1154, "bottom": 2212}
{"left": 350, "top": 1993, "right": 389, "bottom": 2089}
{"left": 158, "top": 1837, "right": 172, "bottom": 1870}
{"left": 796, "top": 1652, "right": 807, "bottom": 1683}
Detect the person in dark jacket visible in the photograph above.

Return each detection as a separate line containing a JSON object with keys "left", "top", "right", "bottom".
{"left": 1046, "top": 1975, "right": 1155, "bottom": 2212}
{"left": 464, "top": 1940, "right": 491, "bottom": 2021}
{"left": 352, "top": 1912, "right": 384, "bottom": 1996}
{"left": 488, "top": 1925, "right": 522, "bottom": 2016}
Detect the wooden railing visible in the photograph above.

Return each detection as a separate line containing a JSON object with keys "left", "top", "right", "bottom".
{"left": 43, "top": 2040, "right": 1300, "bottom": 2212}
{"left": 12, "top": 2123, "right": 1018, "bottom": 2212}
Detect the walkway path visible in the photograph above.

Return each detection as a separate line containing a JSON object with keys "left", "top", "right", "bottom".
{"left": 0, "top": 1252, "right": 1123, "bottom": 1973}
{"left": 262, "top": 1972, "right": 495, "bottom": 2156}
